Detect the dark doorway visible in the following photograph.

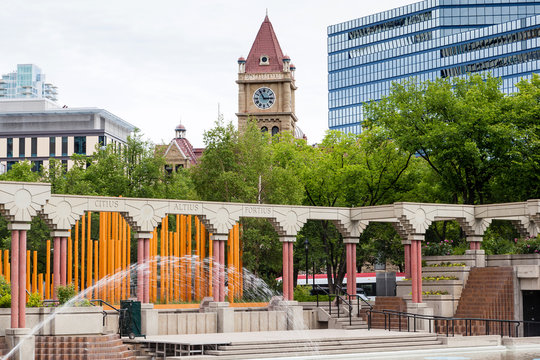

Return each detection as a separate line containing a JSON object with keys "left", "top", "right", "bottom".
{"left": 522, "top": 290, "right": 540, "bottom": 336}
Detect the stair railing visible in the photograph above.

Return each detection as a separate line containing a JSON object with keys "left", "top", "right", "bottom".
{"left": 366, "top": 308, "right": 540, "bottom": 338}
{"left": 314, "top": 284, "right": 354, "bottom": 326}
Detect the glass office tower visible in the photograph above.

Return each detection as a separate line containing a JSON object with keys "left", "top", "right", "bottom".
{"left": 0, "top": 64, "right": 58, "bottom": 101}
{"left": 328, "top": 0, "right": 540, "bottom": 133}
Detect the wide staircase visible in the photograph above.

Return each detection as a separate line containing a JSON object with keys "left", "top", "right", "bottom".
{"left": 304, "top": 301, "right": 369, "bottom": 330}
{"left": 35, "top": 334, "right": 140, "bottom": 360}
{"left": 436, "top": 266, "right": 515, "bottom": 336}
{"left": 364, "top": 296, "right": 408, "bottom": 330}
{"left": 172, "top": 332, "right": 443, "bottom": 359}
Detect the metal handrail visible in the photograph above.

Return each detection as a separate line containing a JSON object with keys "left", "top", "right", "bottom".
{"left": 90, "top": 299, "right": 121, "bottom": 326}
{"left": 366, "top": 308, "right": 540, "bottom": 337}
{"left": 313, "top": 284, "right": 354, "bottom": 326}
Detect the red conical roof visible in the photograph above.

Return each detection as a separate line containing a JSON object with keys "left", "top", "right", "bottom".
{"left": 245, "top": 15, "right": 285, "bottom": 73}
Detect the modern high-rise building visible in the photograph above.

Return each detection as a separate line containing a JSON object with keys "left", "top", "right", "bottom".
{"left": 328, "top": 0, "right": 540, "bottom": 133}
{"left": 0, "top": 64, "right": 58, "bottom": 101}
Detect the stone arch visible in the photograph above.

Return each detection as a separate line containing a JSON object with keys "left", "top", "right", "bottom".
{"left": 0, "top": 182, "right": 51, "bottom": 224}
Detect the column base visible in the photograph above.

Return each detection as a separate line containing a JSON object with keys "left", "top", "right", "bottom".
{"left": 465, "top": 249, "right": 486, "bottom": 268}
{"left": 406, "top": 302, "right": 434, "bottom": 332}
{"left": 204, "top": 302, "right": 234, "bottom": 333}
{"left": 5, "top": 328, "right": 34, "bottom": 360}
{"left": 140, "top": 303, "right": 158, "bottom": 336}
{"left": 268, "top": 300, "right": 304, "bottom": 330}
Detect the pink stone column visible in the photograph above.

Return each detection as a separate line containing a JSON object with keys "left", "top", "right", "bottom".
{"left": 404, "top": 244, "right": 411, "bottom": 279}
{"left": 53, "top": 237, "right": 61, "bottom": 300}
{"left": 213, "top": 239, "right": 220, "bottom": 302}
{"left": 144, "top": 238, "right": 150, "bottom": 303}
{"left": 60, "top": 237, "right": 67, "bottom": 286}
{"left": 137, "top": 238, "right": 144, "bottom": 302}
{"left": 346, "top": 243, "right": 353, "bottom": 295}
{"left": 410, "top": 240, "right": 419, "bottom": 303}
{"left": 19, "top": 230, "right": 27, "bottom": 328}
{"left": 288, "top": 242, "right": 294, "bottom": 300}
{"left": 10, "top": 230, "right": 19, "bottom": 328}
{"left": 219, "top": 240, "right": 226, "bottom": 302}
{"left": 282, "top": 242, "right": 289, "bottom": 300}
{"left": 352, "top": 243, "right": 357, "bottom": 295}
{"left": 416, "top": 239, "right": 422, "bottom": 303}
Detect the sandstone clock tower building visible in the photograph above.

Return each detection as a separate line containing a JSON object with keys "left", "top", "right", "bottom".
{"left": 237, "top": 15, "right": 299, "bottom": 136}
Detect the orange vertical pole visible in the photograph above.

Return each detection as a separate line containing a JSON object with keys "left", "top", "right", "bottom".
{"left": 26, "top": 250, "right": 30, "bottom": 294}
{"left": 5, "top": 251, "right": 10, "bottom": 283}
{"left": 208, "top": 232, "right": 213, "bottom": 298}
{"left": 180, "top": 215, "right": 185, "bottom": 302}
{"left": 74, "top": 221, "right": 79, "bottom": 291}
{"left": 32, "top": 250, "right": 37, "bottom": 294}
{"left": 67, "top": 233, "right": 72, "bottom": 285}
{"left": 201, "top": 222, "right": 206, "bottom": 297}
{"left": 127, "top": 224, "right": 132, "bottom": 300}
{"left": 45, "top": 240, "right": 51, "bottom": 299}
{"left": 152, "top": 228, "right": 157, "bottom": 303}
{"left": 234, "top": 224, "right": 239, "bottom": 299}
{"left": 87, "top": 212, "right": 92, "bottom": 297}
{"left": 160, "top": 218, "right": 165, "bottom": 303}
{"left": 227, "top": 229, "right": 233, "bottom": 303}
{"left": 115, "top": 213, "right": 120, "bottom": 302}
{"left": 94, "top": 240, "right": 98, "bottom": 297}
{"left": 175, "top": 215, "right": 180, "bottom": 302}
{"left": 98, "top": 212, "right": 103, "bottom": 299}
{"left": 81, "top": 214, "right": 86, "bottom": 293}
{"left": 195, "top": 217, "right": 200, "bottom": 301}
{"left": 172, "top": 231, "right": 177, "bottom": 303}
{"left": 0, "top": 250, "right": 2, "bottom": 277}
{"left": 187, "top": 215, "right": 192, "bottom": 302}
{"left": 38, "top": 273, "right": 43, "bottom": 300}
{"left": 120, "top": 218, "right": 125, "bottom": 300}
{"left": 240, "top": 225, "right": 243, "bottom": 298}
{"left": 108, "top": 212, "right": 114, "bottom": 303}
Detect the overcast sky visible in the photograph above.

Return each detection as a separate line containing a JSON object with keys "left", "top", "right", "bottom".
{"left": 1, "top": 0, "right": 417, "bottom": 147}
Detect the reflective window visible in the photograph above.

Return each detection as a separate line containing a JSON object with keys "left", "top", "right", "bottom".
{"left": 74, "top": 136, "right": 86, "bottom": 155}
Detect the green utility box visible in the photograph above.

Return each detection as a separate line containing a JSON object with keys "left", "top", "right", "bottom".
{"left": 119, "top": 300, "right": 144, "bottom": 339}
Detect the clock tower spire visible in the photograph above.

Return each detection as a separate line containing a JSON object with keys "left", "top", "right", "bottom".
{"left": 236, "top": 15, "right": 298, "bottom": 136}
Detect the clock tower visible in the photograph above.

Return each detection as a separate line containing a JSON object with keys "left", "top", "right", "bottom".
{"left": 237, "top": 15, "right": 298, "bottom": 136}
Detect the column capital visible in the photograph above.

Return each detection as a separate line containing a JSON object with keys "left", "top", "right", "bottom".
{"left": 343, "top": 237, "right": 360, "bottom": 244}
{"left": 134, "top": 232, "right": 153, "bottom": 239}
{"left": 7, "top": 222, "right": 31, "bottom": 231}
{"left": 50, "top": 230, "right": 70, "bottom": 238}
{"left": 408, "top": 234, "right": 425, "bottom": 242}
{"left": 279, "top": 235, "right": 296, "bottom": 243}
{"left": 211, "top": 233, "right": 229, "bottom": 242}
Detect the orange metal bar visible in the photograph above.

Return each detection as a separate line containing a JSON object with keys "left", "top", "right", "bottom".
{"left": 187, "top": 215, "right": 192, "bottom": 302}
{"left": 87, "top": 212, "right": 92, "bottom": 297}
{"left": 0, "top": 250, "right": 2, "bottom": 277}
{"left": 38, "top": 273, "right": 43, "bottom": 300}
{"left": 195, "top": 217, "right": 200, "bottom": 301}
{"left": 67, "top": 234, "right": 72, "bottom": 285}
{"left": 74, "top": 221, "right": 79, "bottom": 291}
{"left": 5, "top": 251, "right": 9, "bottom": 283}
{"left": 180, "top": 215, "right": 185, "bottom": 302}
{"left": 32, "top": 250, "right": 37, "bottom": 294}
{"left": 120, "top": 218, "right": 124, "bottom": 300}
{"left": 128, "top": 224, "right": 132, "bottom": 300}
{"left": 240, "top": 225, "right": 243, "bottom": 298}
{"left": 208, "top": 231, "right": 212, "bottom": 298}
{"left": 159, "top": 218, "right": 165, "bottom": 304}
{"left": 26, "top": 250, "right": 30, "bottom": 293}
{"left": 94, "top": 240, "right": 99, "bottom": 297}
{"left": 227, "top": 229, "right": 233, "bottom": 303}
{"left": 234, "top": 224, "right": 240, "bottom": 299}
{"left": 45, "top": 240, "right": 50, "bottom": 299}
{"left": 81, "top": 214, "right": 86, "bottom": 292}
{"left": 201, "top": 222, "right": 206, "bottom": 297}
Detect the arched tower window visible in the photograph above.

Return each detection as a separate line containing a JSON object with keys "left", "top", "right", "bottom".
{"left": 261, "top": 126, "right": 268, "bottom": 133}
{"left": 272, "top": 126, "right": 279, "bottom": 136}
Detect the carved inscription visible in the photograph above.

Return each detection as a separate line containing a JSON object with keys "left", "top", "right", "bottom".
{"left": 94, "top": 200, "right": 119, "bottom": 208}
{"left": 173, "top": 202, "right": 200, "bottom": 212}
{"left": 243, "top": 73, "right": 284, "bottom": 80}
{"left": 244, "top": 206, "right": 272, "bottom": 215}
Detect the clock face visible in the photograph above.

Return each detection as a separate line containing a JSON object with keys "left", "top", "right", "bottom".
{"left": 253, "top": 87, "right": 275, "bottom": 110}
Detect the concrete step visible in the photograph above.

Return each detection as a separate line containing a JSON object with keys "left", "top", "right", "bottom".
{"left": 203, "top": 341, "right": 444, "bottom": 358}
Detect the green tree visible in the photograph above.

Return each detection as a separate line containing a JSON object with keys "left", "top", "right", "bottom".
{"left": 365, "top": 74, "right": 519, "bottom": 204}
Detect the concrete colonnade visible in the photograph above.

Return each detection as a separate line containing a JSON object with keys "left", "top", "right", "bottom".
{"left": 0, "top": 181, "right": 540, "bottom": 329}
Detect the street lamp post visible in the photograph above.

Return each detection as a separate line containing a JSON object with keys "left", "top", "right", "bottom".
{"left": 304, "top": 239, "right": 309, "bottom": 287}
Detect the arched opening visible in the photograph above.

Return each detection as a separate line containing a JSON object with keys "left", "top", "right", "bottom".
{"left": 271, "top": 126, "right": 279, "bottom": 136}
{"left": 261, "top": 126, "right": 268, "bottom": 133}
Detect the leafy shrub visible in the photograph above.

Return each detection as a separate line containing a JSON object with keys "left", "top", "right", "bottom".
{"left": 27, "top": 292, "right": 43, "bottom": 307}
{"left": 423, "top": 239, "right": 454, "bottom": 256}
{"left": 74, "top": 299, "right": 92, "bottom": 307}
{"left": 0, "top": 294, "right": 10, "bottom": 308}
{"left": 293, "top": 285, "right": 331, "bottom": 302}
{"left": 515, "top": 236, "right": 540, "bottom": 254}
{"left": 482, "top": 236, "right": 515, "bottom": 255}
{"left": 56, "top": 284, "right": 77, "bottom": 305}
{"left": 0, "top": 275, "right": 9, "bottom": 297}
